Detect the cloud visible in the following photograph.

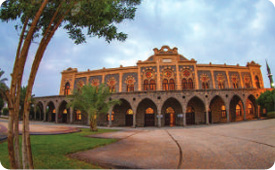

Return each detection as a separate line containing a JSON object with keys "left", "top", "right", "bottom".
{"left": 0, "top": 0, "right": 275, "bottom": 96}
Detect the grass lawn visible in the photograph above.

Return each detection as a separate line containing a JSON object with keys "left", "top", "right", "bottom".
{"left": 0, "top": 128, "right": 117, "bottom": 169}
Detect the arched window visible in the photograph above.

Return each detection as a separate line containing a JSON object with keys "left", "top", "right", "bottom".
{"left": 233, "top": 82, "right": 238, "bottom": 89}
{"left": 127, "top": 84, "right": 134, "bottom": 92}
{"left": 146, "top": 107, "right": 154, "bottom": 114}
{"left": 169, "top": 79, "right": 175, "bottom": 90}
{"left": 202, "top": 82, "right": 209, "bottom": 90}
{"left": 188, "top": 78, "right": 193, "bottom": 89}
{"left": 163, "top": 79, "right": 169, "bottom": 91}
{"left": 255, "top": 76, "right": 260, "bottom": 89}
{"left": 218, "top": 82, "right": 225, "bottom": 89}
{"left": 182, "top": 79, "right": 187, "bottom": 90}
{"left": 109, "top": 86, "right": 116, "bottom": 93}
{"left": 221, "top": 105, "right": 226, "bottom": 118}
{"left": 245, "top": 82, "right": 251, "bottom": 88}
{"left": 144, "top": 80, "right": 149, "bottom": 91}
{"left": 236, "top": 104, "right": 241, "bottom": 116}
{"left": 150, "top": 79, "right": 156, "bottom": 90}
{"left": 248, "top": 103, "right": 253, "bottom": 115}
{"left": 64, "top": 82, "right": 70, "bottom": 95}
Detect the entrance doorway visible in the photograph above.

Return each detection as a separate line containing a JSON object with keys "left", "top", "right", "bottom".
{"left": 125, "top": 109, "right": 133, "bottom": 126}
{"left": 165, "top": 107, "right": 175, "bottom": 126}
{"left": 145, "top": 107, "right": 155, "bottom": 126}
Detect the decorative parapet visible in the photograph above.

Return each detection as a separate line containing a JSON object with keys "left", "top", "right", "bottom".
{"left": 153, "top": 45, "right": 178, "bottom": 55}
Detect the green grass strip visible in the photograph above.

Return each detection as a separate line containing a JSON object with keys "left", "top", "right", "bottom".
{"left": 0, "top": 128, "right": 117, "bottom": 169}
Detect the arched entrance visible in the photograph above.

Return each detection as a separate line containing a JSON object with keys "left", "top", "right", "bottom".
{"left": 58, "top": 101, "right": 69, "bottom": 123}
{"left": 230, "top": 95, "right": 244, "bottom": 122}
{"left": 46, "top": 101, "right": 56, "bottom": 122}
{"left": 137, "top": 98, "right": 157, "bottom": 127}
{"left": 112, "top": 99, "right": 132, "bottom": 126}
{"left": 36, "top": 102, "right": 44, "bottom": 121}
{"left": 210, "top": 96, "right": 226, "bottom": 123}
{"left": 161, "top": 98, "right": 183, "bottom": 126}
{"left": 186, "top": 97, "right": 206, "bottom": 125}
{"left": 246, "top": 95, "right": 257, "bottom": 120}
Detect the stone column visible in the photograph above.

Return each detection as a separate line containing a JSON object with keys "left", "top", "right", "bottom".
{"left": 70, "top": 107, "right": 73, "bottom": 124}
{"left": 243, "top": 102, "right": 246, "bottom": 120}
{"left": 157, "top": 112, "right": 162, "bottom": 128}
{"left": 183, "top": 106, "right": 187, "bottom": 127}
{"left": 55, "top": 107, "right": 59, "bottom": 123}
{"left": 132, "top": 105, "right": 137, "bottom": 128}
{"left": 205, "top": 103, "right": 209, "bottom": 125}
{"left": 108, "top": 111, "right": 112, "bottom": 127}
{"left": 226, "top": 103, "right": 230, "bottom": 122}
{"left": 133, "top": 112, "right": 136, "bottom": 128}
{"left": 43, "top": 104, "right": 47, "bottom": 122}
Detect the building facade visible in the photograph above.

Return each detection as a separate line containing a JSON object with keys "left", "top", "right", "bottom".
{"left": 34, "top": 46, "right": 266, "bottom": 127}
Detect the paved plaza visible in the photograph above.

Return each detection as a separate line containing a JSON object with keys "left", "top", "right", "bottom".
{"left": 71, "top": 119, "right": 275, "bottom": 169}
{"left": 0, "top": 118, "right": 274, "bottom": 169}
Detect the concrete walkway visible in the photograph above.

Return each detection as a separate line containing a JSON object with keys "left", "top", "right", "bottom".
{"left": 70, "top": 119, "right": 275, "bottom": 169}
{"left": 0, "top": 119, "right": 80, "bottom": 136}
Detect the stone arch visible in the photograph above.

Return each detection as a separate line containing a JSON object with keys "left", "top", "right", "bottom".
{"left": 209, "top": 95, "right": 227, "bottom": 124}
{"left": 229, "top": 95, "right": 244, "bottom": 122}
{"left": 161, "top": 97, "right": 183, "bottom": 126}
{"left": 58, "top": 100, "right": 70, "bottom": 123}
{"left": 46, "top": 101, "right": 56, "bottom": 122}
{"left": 110, "top": 98, "right": 132, "bottom": 126}
{"left": 35, "top": 101, "right": 44, "bottom": 121}
{"left": 136, "top": 98, "right": 158, "bottom": 127}
{"left": 246, "top": 94, "right": 257, "bottom": 120}
{"left": 186, "top": 96, "right": 206, "bottom": 125}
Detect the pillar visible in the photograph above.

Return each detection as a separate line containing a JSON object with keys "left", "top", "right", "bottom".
{"left": 132, "top": 105, "right": 137, "bottom": 128}
{"left": 182, "top": 105, "right": 187, "bottom": 127}
{"left": 108, "top": 110, "right": 112, "bottom": 127}
{"left": 205, "top": 103, "right": 209, "bottom": 125}
{"left": 157, "top": 112, "right": 161, "bottom": 128}
{"left": 55, "top": 107, "right": 59, "bottom": 123}
{"left": 43, "top": 104, "right": 47, "bottom": 122}
{"left": 243, "top": 102, "right": 246, "bottom": 120}
{"left": 70, "top": 107, "right": 73, "bottom": 124}
{"left": 226, "top": 103, "right": 230, "bottom": 123}
{"left": 133, "top": 112, "right": 136, "bottom": 128}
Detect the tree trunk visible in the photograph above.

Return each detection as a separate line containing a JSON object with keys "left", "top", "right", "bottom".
{"left": 90, "top": 114, "right": 98, "bottom": 131}
{"left": 7, "top": 108, "right": 17, "bottom": 169}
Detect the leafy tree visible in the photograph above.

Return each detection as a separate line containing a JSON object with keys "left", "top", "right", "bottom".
{"left": 0, "top": 0, "right": 141, "bottom": 169}
{"left": 68, "top": 84, "right": 120, "bottom": 131}
{"left": 0, "top": 69, "right": 8, "bottom": 113}
{"left": 257, "top": 89, "right": 275, "bottom": 113}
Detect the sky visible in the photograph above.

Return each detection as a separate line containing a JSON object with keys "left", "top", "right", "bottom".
{"left": 0, "top": 0, "right": 275, "bottom": 97}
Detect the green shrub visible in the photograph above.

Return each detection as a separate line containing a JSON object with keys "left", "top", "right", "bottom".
{"left": 2, "top": 108, "right": 9, "bottom": 115}
{"left": 267, "top": 111, "right": 275, "bottom": 119}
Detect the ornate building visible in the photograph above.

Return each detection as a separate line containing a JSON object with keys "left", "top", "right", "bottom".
{"left": 34, "top": 46, "right": 267, "bottom": 127}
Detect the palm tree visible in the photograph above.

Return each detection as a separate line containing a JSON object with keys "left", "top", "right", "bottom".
{"left": 68, "top": 84, "right": 120, "bottom": 131}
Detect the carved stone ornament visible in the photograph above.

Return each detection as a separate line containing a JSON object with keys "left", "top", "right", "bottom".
{"left": 91, "top": 79, "right": 100, "bottom": 87}
{"left": 125, "top": 76, "right": 136, "bottom": 85}
{"left": 200, "top": 74, "right": 210, "bottom": 83}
